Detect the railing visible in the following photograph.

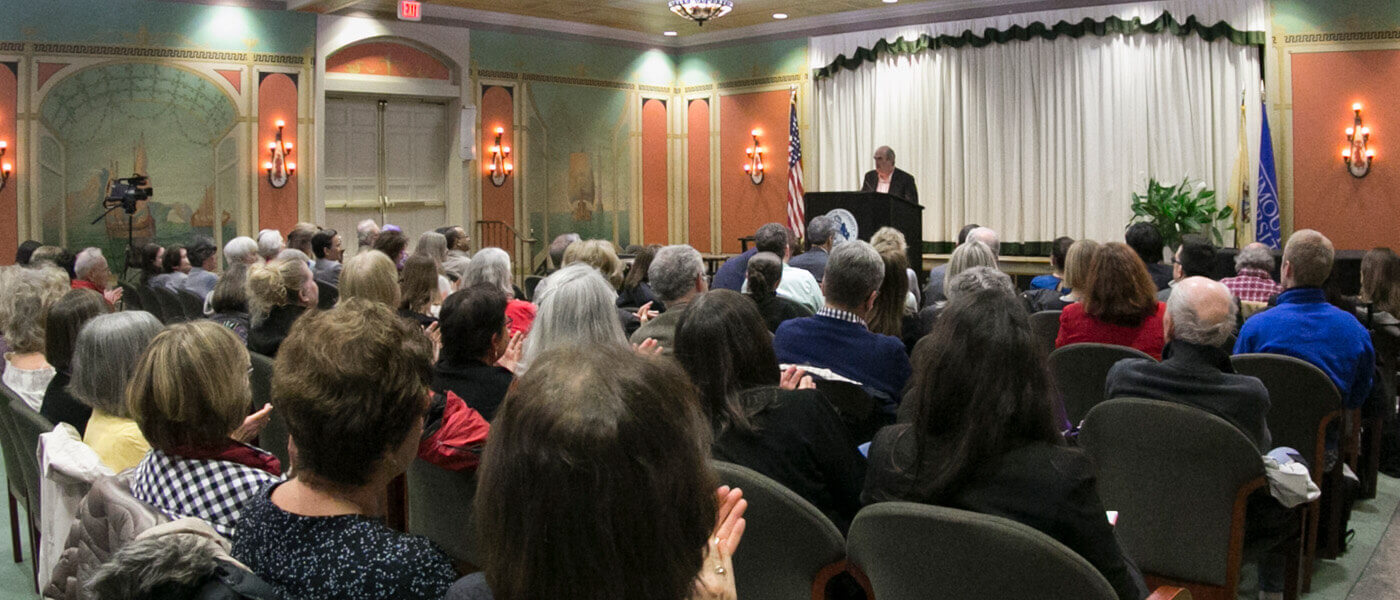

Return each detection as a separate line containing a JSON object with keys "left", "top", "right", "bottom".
{"left": 474, "top": 220, "right": 539, "bottom": 286}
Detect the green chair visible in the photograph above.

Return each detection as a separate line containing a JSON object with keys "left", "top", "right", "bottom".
{"left": 405, "top": 459, "right": 478, "bottom": 566}
{"left": 0, "top": 385, "right": 31, "bottom": 563}
{"left": 1029, "top": 310, "right": 1062, "bottom": 356}
{"left": 249, "top": 352, "right": 288, "bottom": 467}
{"left": 1048, "top": 342, "right": 1154, "bottom": 425}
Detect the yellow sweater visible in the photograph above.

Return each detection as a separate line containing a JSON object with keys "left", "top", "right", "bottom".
{"left": 83, "top": 410, "right": 150, "bottom": 472}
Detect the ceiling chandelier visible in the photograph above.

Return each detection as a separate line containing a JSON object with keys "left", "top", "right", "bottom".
{"left": 668, "top": 0, "right": 733, "bottom": 26}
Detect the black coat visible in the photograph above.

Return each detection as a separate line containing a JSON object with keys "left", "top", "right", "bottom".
{"left": 861, "top": 168, "right": 920, "bottom": 205}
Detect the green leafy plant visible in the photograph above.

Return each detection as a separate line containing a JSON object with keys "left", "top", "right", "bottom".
{"left": 1129, "top": 178, "right": 1233, "bottom": 249}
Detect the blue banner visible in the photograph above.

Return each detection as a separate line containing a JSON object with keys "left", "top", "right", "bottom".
{"left": 1255, "top": 101, "right": 1282, "bottom": 249}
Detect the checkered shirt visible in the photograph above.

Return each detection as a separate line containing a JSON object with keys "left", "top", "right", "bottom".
{"left": 130, "top": 448, "right": 284, "bottom": 538}
{"left": 1221, "top": 268, "right": 1285, "bottom": 303}
{"left": 817, "top": 307, "right": 868, "bottom": 328}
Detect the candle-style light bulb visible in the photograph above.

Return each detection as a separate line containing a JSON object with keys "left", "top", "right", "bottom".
{"left": 264, "top": 161, "right": 274, "bottom": 170}
{"left": 287, "top": 162, "right": 296, "bottom": 172}
{"left": 275, "top": 119, "right": 286, "bottom": 128}
{"left": 1353, "top": 103, "right": 1363, "bottom": 111}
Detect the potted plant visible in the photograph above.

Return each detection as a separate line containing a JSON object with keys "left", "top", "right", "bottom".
{"left": 1129, "top": 178, "right": 1234, "bottom": 249}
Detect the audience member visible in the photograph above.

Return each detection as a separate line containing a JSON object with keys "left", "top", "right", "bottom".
{"left": 1031, "top": 236, "right": 1075, "bottom": 292}
{"left": 40, "top": 289, "right": 110, "bottom": 434}
{"left": 918, "top": 239, "right": 996, "bottom": 329}
{"left": 521, "top": 264, "right": 630, "bottom": 374}
{"left": 73, "top": 312, "right": 163, "bottom": 472}
{"left": 415, "top": 231, "right": 449, "bottom": 265}
{"left": 563, "top": 239, "right": 625, "bottom": 289}
{"left": 3, "top": 267, "right": 67, "bottom": 410}
{"left": 870, "top": 227, "right": 921, "bottom": 312}
{"left": 398, "top": 254, "right": 441, "bottom": 327}
{"left": 246, "top": 256, "right": 318, "bottom": 357}
{"left": 869, "top": 249, "right": 923, "bottom": 354}
{"left": 223, "top": 236, "right": 260, "bottom": 267}
{"left": 790, "top": 215, "right": 838, "bottom": 282}
{"left": 150, "top": 245, "right": 190, "bottom": 293}
{"left": 463, "top": 248, "right": 535, "bottom": 335}
{"left": 437, "top": 225, "right": 472, "bottom": 259}
{"left": 676, "top": 289, "right": 864, "bottom": 529}
{"left": 128, "top": 322, "right": 281, "bottom": 537}
{"left": 946, "top": 266, "right": 1016, "bottom": 304}
{"left": 339, "top": 250, "right": 400, "bottom": 308}
{"left": 1357, "top": 248, "right": 1400, "bottom": 337}
{"left": 741, "top": 223, "right": 823, "bottom": 313}
{"left": 547, "top": 232, "right": 581, "bottom": 271}
{"left": 630, "top": 245, "right": 707, "bottom": 353}
{"left": 183, "top": 237, "right": 220, "bottom": 298}
{"left": 256, "top": 230, "right": 284, "bottom": 263}
{"left": 745, "top": 252, "right": 812, "bottom": 332}
{"left": 774, "top": 240, "right": 910, "bottom": 405}
{"left": 447, "top": 344, "right": 745, "bottom": 600}
{"left": 863, "top": 288, "right": 1148, "bottom": 600}
{"left": 15, "top": 240, "right": 42, "bottom": 266}
{"left": 311, "top": 229, "right": 343, "bottom": 286}
{"left": 136, "top": 243, "right": 165, "bottom": 287}
{"left": 287, "top": 223, "right": 320, "bottom": 258}
{"left": 617, "top": 244, "right": 660, "bottom": 310}
{"left": 1025, "top": 238, "right": 1100, "bottom": 313}
{"left": 28, "top": 245, "right": 70, "bottom": 275}
{"left": 356, "top": 219, "right": 381, "bottom": 253}
{"left": 1235, "top": 230, "right": 1374, "bottom": 410}
{"left": 711, "top": 246, "right": 757, "bottom": 293}
{"left": 922, "top": 224, "right": 985, "bottom": 306}
{"left": 208, "top": 263, "right": 252, "bottom": 343}
{"left": 1158, "top": 234, "right": 1216, "bottom": 301}
{"left": 433, "top": 283, "right": 520, "bottom": 421}
{"left": 1221, "top": 242, "right": 1283, "bottom": 303}
{"left": 87, "top": 520, "right": 277, "bottom": 600}
{"left": 443, "top": 253, "right": 472, "bottom": 289}
{"left": 232, "top": 300, "right": 457, "bottom": 600}
{"left": 1125, "top": 222, "right": 1171, "bottom": 291}
{"left": 72, "top": 247, "right": 122, "bottom": 305}
{"left": 372, "top": 229, "right": 409, "bottom": 271}
{"left": 1057, "top": 242, "right": 1166, "bottom": 359}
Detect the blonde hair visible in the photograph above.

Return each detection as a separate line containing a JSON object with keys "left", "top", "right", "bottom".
{"left": 127, "top": 321, "right": 251, "bottom": 451}
{"left": 942, "top": 240, "right": 996, "bottom": 292}
{"left": 870, "top": 227, "right": 908, "bottom": 255}
{"left": 247, "top": 256, "right": 311, "bottom": 325}
{"left": 2, "top": 266, "right": 70, "bottom": 353}
{"left": 340, "top": 250, "right": 400, "bottom": 308}
{"left": 563, "top": 240, "right": 623, "bottom": 288}
{"left": 1062, "top": 239, "right": 1102, "bottom": 293}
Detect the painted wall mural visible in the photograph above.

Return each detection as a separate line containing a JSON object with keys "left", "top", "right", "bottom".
{"left": 39, "top": 63, "right": 238, "bottom": 263}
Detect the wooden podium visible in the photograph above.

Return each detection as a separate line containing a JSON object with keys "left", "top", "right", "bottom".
{"left": 805, "top": 191, "right": 924, "bottom": 277}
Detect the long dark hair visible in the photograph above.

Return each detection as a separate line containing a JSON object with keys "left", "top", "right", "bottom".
{"left": 622, "top": 244, "right": 658, "bottom": 292}
{"left": 867, "top": 249, "right": 909, "bottom": 337}
{"left": 137, "top": 243, "right": 164, "bottom": 284}
{"left": 674, "top": 289, "right": 782, "bottom": 437}
{"left": 475, "top": 345, "right": 715, "bottom": 600}
{"left": 904, "top": 287, "right": 1061, "bottom": 502}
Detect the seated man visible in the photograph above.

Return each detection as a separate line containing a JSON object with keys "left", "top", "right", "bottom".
{"left": 1030, "top": 236, "right": 1074, "bottom": 292}
{"left": 1222, "top": 242, "right": 1284, "bottom": 303}
{"left": 774, "top": 240, "right": 910, "bottom": 404}
{"left": 183, "top": 237, "right": 220, "bottom": 298}
{"left": 789, "top": 215, "right": 838, "bottom": 282}
{"left": 1126, "top": 222, "right": 1172, "bottom": 291}
{"left": 629, "top": 244, "right": 707, "bottom": 354}
{"left": 1106, "top": 277, "right": 1271, "bottom": 451}
{"left": 1235, "top": 229, "right": 1374, "bottom": 411}
{"left": 741, "top": 223, "right": 823, "bottom": 313}
{"left": 1157, "top": 234, "right": 1216, "bottom": 302}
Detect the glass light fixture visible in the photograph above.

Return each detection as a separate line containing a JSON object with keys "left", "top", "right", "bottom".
{"left": 668, "top": 0, "right": 733, "bottom": 26}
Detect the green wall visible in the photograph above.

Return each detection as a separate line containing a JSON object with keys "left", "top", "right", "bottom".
{"left": 677, "top": 38, "right": 808, "bottom": 85}
{"left": 1270, "top": 0, "right": 1400, "bottom": 34}
{"left": 3, "top": 0, "right": 315, "bottom": 54}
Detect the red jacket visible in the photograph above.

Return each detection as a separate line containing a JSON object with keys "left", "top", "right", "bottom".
{"left": 1055, "top": 301, "right": 1166, "bottom": 359}
{"left": 417, "top": 391, "right": 489, "bottom": 471}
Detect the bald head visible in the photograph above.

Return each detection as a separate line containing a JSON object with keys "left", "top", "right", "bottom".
{"left": 1282, "top": 229, "right": 1334, "bottom": 289}
{"left": 966, "top": 227, "right": 1000, "bottom": 257}
{"left": 1165, "top": 277, "right": 1236, "bottom": 347}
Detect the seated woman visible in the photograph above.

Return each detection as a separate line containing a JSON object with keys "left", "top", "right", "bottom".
{"left": 675, "top": 289, "right": 864, "bottom": 530}
{"left": 3, "top": 266, "right": 69, "bottom": 410}
{"left": 135, "top": 243, "right": 165, "bottom": 288}
{"left": 617, "top": 245, "right": 661, "bottom": 311}
{"left": 339, "top": 250, "right": 401, "bottom": 307}
{"left": 40, "top": 289, "right": 110, "bottom": 434}
{"left": 744, "top": 252, "right": 811, "bottom": 333}
{"left": 1056, "top": 242, "right": 1166, "bottom": 359}
{"left": 148, "top": 244, "right": 189, "bottom": 293}
{"left": 246, "top": 255, "right": 318, "bottom": 357}
{"left": 232, "top": 299, "right": 457, "bottom": 599}
{"left": 447, "top": 344, "right": 746, "bottom": 600}
{"left": 868, "top": 249, "right": 924, "bottom": 354}
{"left": 433, "top": 283, "right": 521, "bottom": 421}
{"left": 372, "top": 229, "right": 410, "bottom": 271}
{"left": 918, "top": 240, "right": 996, "bottom": 330}
{"left": 465, "top": 248, "right": 537, "bottom": 335}
{"left": 520, "top": 264, "right": 634, "bottom": 373}
{"left": 72, "top": 312, "right": 165, "bottom": 471}
{"left": 864, "top": 288, "right": 1148, "bottom": 600}
{"left": 208, "top": 264, "right": 252, "bottom": 343}
{"left": 398, "top": 254, "right": 442, "bottom": 327}
{"left": 127, "top": 321, "right": 281, "bottom": 537}
{"left": 1024, "top": 239, "right": 1098, "bottom": 313}
{"left": 1357, "top": 247, "right": 1400, "bottom": 338}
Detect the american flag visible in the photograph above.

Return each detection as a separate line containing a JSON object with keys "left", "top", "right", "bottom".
{"left": 786, "top": 89, "right": 806, "bottom": 241}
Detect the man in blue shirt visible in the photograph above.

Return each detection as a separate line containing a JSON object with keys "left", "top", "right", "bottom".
{"left": 774, "top": 240, "right": 911, "bottom": 406}
{"left": 789, "top": 215, "right": 837, "bottom": 282}
{"left": 1030, "top": 236, "right": 1074, "bottom": 292}
{"left": 1234, "top": 229, "right": 1374, "bottom": 409}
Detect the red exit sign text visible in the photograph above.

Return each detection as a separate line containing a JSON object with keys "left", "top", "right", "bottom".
{"left": 398, "top": 0, "right": 421, "bottom": 21}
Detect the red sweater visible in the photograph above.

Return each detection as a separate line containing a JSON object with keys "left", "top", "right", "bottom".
{"left": 1055, "top": 301, "right": 1166, "bottom": 359}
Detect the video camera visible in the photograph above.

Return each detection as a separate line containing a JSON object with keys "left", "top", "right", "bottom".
{"left": 104, "top": 175, "right": 154, "bottom": 215}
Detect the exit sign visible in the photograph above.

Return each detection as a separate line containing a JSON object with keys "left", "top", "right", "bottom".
{"left": 398, "top": 0, "right": 421, "bottom": 21}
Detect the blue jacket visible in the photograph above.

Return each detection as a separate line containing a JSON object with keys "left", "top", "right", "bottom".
{"left": 712, "top": 248, "right": 757, "bottom": 292}
{"left": 1029, "top": 274, "right": 1062, "bottom": 292}
{"left": 774, "top": 315, "right": 911, "bottom": 402}
{"left": 1234, "top": 288, "right": 1374, "bottom": 409}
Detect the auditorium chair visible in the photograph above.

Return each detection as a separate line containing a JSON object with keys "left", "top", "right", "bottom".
{"left": 1048, "top": 343, "right": 1154, "bottom": 426}
{"left": 0, "top": 385, "right": 33, "bottom": 565}
{"left": 6, "top": 392, "right": 54, "bottom": 588}
{"left": 117, "top": 282, "right": 141, "bottom": 312}
{"left": 249, "top": 352, "right": 288, "bottom": 467}
{"left": 405, "top": 459, "right": 479, "bottom": 567}
{"left": 1232, "top": 353, "right": 1350, "bottom": 589}
{"left": 1080, "top": 398, "right": 1302, "bottom": 600}
{"left": 1028, "top": 310, "right": 1061, "bottom": 355}
{"left": 151, "top": 287, "right": 186, "bottom": 324}
{"left": 177, "top": 289, "right": 207, "bottom": 320}
{"left": 810, "top": 379, "right": 881, "bottom": 446}
{"left": 315, "top": 280, "right": 338, "bottom": 310}
{"left": 712, "top": 461, "right": 864, "bottom": 600}
{"left": 846, "top": 502, "right": 1191, "bottom": 600}
{"left": 135, "top": 285, "right": 165, "bottom": 323}
{"left": 1358, "top": 327, "right": 1398, "bottom": 499}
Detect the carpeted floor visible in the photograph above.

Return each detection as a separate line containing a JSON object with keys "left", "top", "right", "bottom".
{"left": 1344, "top": 473, "right": 1400, "bottom": 599}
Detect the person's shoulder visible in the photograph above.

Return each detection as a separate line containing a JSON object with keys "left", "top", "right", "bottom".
{"left": 446, "top": 572, "right": 494, "bottom": 600}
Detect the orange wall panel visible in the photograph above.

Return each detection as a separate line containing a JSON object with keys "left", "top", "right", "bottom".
{"left": 480, "top": 86, "right": 515, "bottom": 231}
{"left": 719, "top": 90, "right": 790, "bottom": 254}
{"left": 0, "top": 64, "right": 15, "bottom": 264}
{"left": 1291, "top": 50, "right": 1400, "bottom": 250}
{"left": 641, "top": 98, "right": 669, "bottom": 246}
{"left": 257, "top": 73, "right": 299, "bottom": 236}
{"left": 327, "top": 42, "right": 450, "bottom": 80}
{"left": 687, "top": 99, "right": 711, "bottom": 253}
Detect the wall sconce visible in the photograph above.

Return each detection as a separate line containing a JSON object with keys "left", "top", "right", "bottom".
{"left": 264, "top": 119, "right": 296, "bottom": 189}
{"left": 1342, "top": 103, "right": 1375, "bottom": 178}
{"left": 486, "top": 126, "right": 512, "bottom": 187}
{"left": 0, "top": 140, "right": 10, "bottom": 193}
{"left": 742, "top": 129, "right": 764, "bottom": 184}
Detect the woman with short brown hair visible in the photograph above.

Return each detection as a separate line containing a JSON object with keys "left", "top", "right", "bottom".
{"left": 1056, "top": 242, "right": 1166, "bottom": 358}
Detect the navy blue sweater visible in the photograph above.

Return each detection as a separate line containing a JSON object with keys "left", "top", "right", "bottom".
{"left": 1234, "top": 287, "right": 1374, "bottom": 409}
{"left": 774, "top": 314, "right": 911, "bottom": 401}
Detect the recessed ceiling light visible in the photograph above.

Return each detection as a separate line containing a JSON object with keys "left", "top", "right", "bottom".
{"left": 883, "top": 0, "right": 898, "bottom": 3}
{"left": 773, "top": 13, "right": 788, "bottom": 19}
{"left": 663, "top": 31, "right": 678, "bottom": 36}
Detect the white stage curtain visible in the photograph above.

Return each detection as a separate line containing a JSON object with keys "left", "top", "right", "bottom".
{"left": 811, "top": 0, "right": 1266, "bottom": 249}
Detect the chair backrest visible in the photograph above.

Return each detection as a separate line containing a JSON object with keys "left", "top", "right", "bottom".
{"left": 152, "top": 287, "right": 186, "bottom": 324}
{"left": 135, "top": 285, "right": 164, "bottom": 322}
{"left": 248, "top": 352, "right": 288, "bottom": 467}
{"left": 1048, "top": 343, "right": 1155, "bottom": 425}
{"left": 315, "top": 280, "right": 338, "bottom": 310}
{"left": 8, "top": 394, "right": 53, "bottom": 520}
{"left": 524, "top": 275, "right": 544, "bottom": 301}
{"left": 712, "top": 461, "right": 846, "bottom": 600}
{"left": 1079, "top": 398, "right": 1265, "bottom": 589}
{"left": 847, "top": 502, "right": 1119, "bottom": 600}
{"left": 176, "top": 290, "right": 207, "bottom": 320}
{"left": 1231, "top": 353, "right": 1342, "bottom": 478}
{"left": 811, "top": 379, "right": 879, "bottom": 445}
{"left": 0, "top": 385, "right": 30, "bottom": 503}
{"left": 118, "top": 282, "right": 142, "bottom": 312}
{"left": 1029, "top": 310, "right": 1062, "bottom": 356}
{"left": 405, "top": 458, "right": 479, "bottom": 565}
{"left": 43, "top": 473, "right": 168, "bottom": 600}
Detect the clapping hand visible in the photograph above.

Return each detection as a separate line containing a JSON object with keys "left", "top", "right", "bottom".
{"left": 497, "top": 331, "right": 526, "bottom": 374}
{"left": 691, "top": 486, "right": 747, "bottom": 600}
{"left": 633, "top": 338, "right": 663, "bottom": 357}
{"left": 233, "top": 403, "right": 274, "bottom": 443}
{"left": 778, "top": 366, "right": 815, "bottom": 391}
{"left": 635, "top": 301, "right": 660, "bottom": 325}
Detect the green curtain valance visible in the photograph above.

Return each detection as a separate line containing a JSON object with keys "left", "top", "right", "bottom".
{"left": 814, "top": 11, "right": 1265, "bottom": 80}
{"left": 921, "top": 241, "right": 1054, "bottom": 257}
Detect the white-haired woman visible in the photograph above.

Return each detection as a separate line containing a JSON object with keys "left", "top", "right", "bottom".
{"left": 519, "top": 264, "right": 632, "bottom": 374}
{"left": 464, "top": 247, "right": 535, "bottom": 335}
{"left": 3, "top": 267, "right": 69, "bottom": 410}
{"left": 224, "top": 236, "right": 261, "bottom": 266}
